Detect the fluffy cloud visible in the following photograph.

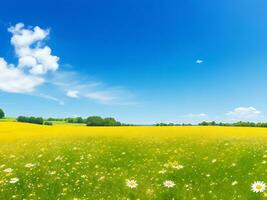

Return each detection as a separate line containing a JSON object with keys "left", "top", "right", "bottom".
{"left": 0, "top": 58, "right": 43, "bottom": 93}
{"left": 0, "top": 23, "right": 59, "bottom": 93}
{"left": 66, "top": 90, "right": 79, "bottom": 98}
{"left": 227, "top": 107, "right": 262, "bottom": 119}
{"left": 9, "top": 23, "right": 59, "bottom": 75}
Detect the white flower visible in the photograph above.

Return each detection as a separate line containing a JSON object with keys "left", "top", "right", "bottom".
{"left": 49, "top": 171, "right": 56, "bottom": 175}
{"left": 251, "top": 181, "right": 266, "bottom": 193}
{"left": 0, "top": 164, "right": 5, "bottom": 169}
{"left": 167, "top": 161, "right": 184, "bottom": 170}
{"left": 9, "top": 177, "right": 19, "bottom": 184}
{"left": 232, "top": 181, "right": 238, "bottom": 186}
{"left": 158, "top": 170, "right": 167, "bottom": 174}
{"left": 25, "top": 163, "right": 35, "bottom": 168}
{"left": 3, "top": 168, "right": 13, "bottom": 173}
{"left": 172, "top": 164, "right": 184, "bottom": 170}
{"left": 163, "top": 180, "right": 175, "bottom": 188}
{"left": 126, "top": 179, "right": 138, "bottom": 188}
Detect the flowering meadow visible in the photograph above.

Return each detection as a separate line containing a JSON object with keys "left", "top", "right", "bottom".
{"left": 0, "top": 122, "right": 267, "bottom": 199}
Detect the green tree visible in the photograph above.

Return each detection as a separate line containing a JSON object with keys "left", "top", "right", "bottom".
{"left": 0, "top": 108, "right": 4, "bottom": 119}
{"left": 199, "top": 121, "right": 209, "bottom": 126}
{"left": 75, "top": 117, "right": 84, "bottom": 123}
{"left": 103, "top": 117, "right": 119, "bottom": 126}
{"left": 86, "top": 116, "right": 104, "bottom": 126}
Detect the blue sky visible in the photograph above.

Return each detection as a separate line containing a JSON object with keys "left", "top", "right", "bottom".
{"left": 0, "top": 0, "right": 267, "bottom": 124}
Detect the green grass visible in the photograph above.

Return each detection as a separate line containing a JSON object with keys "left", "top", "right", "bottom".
{"left": 0, "top": 125, "right": 267, "bottom": 199}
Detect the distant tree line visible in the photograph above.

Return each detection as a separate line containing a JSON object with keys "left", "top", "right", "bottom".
{"left": 17, "top": 115, "right": 124, "bottom": 126}
{"left": 198, "top": 121, "right": 267, "bottom": 127}
{"left": 155, "top": 121, "right": 267, "bottom": 128}
{"left": 0, "top": 105, "right": 265, "bottom": 128}
{"left": 155, "top": 123, "right": 193, "bottom": 126}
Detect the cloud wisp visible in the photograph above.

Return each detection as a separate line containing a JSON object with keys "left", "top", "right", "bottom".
{"left": 66, "top": 90, "right": 79, "bottom": 98}
{"left": 226, "top": 106, "right": 262, "bottom": 120}
{"left": 52, "top": 71, "right": 137, "bottom": 105}
{"left": 185, "top": 113, "right": 207, "bottom": 118}
{"left": 37, "top": 93, "right": 64, "bottom": 105}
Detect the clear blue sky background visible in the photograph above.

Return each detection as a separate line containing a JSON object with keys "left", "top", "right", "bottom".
{"left": 0, "top": 0, "right": 267, "bottom": 124}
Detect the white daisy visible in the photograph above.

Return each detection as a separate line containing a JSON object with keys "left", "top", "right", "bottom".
{"left": 25, "top": 163, "right": 35, "bottom": 168}
{"left": 251, "top": 181, "right": 266, "bottom": 193}
{"left": 3, "top": 168, "right": 13, "bottom": 173}
{"left": 126, "top": 179, "right": 138, "bottom": 188}
{"left": 163, "top": 180, "right": 175, "bottom": 188}
{"left": 9, "top": 177, "right": 19, "bottom": 184}
{"left": 231, "top": 181, "right": 238, "bottom": 186}
{"left": 172, "top": 164, "right": 184, "bottom": 170}
{"left": 158, "top": 170, "right": 167, "bottom": 174}
{"left": 49, "top": 171, "right": 56, "bottom": 175}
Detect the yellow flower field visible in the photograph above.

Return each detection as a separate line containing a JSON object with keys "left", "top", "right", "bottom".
{"left": 0, "top": 122, "right": 267, "bottom": 199}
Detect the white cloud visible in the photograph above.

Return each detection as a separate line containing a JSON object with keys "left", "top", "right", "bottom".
{"left": 0, "top": 58, "right": 44, "bottom": 93}
{"left": 1, "top": 23, "right": 134, "bottom": 106}
{"left": 9, "top": 23, "right": 59, "bottom": 75}
{"left": 85, "top": 91, "right": 116, "bottom": 103}
{"left": 8, "top": 23, "right": 48, "bottom": 47}
{"left": 196, "top": 59, "right": 203, "bottom": 64}
{"left": 0, "top": 23, "right": 59, "bottom": 93}
{"left": 66, "top": 90, "right": 79, "bottom": 98}
{"left": 51, "top": 71, "right": 136, "bottom": 105}
{"left": 185, "top": 113, "right": 207, "bottom": 117}
{"left": 83, "top": 87, "right": 137, "bottom": 105}
{"left": 37, "top": 93, "right": 64, "bottom": 105}
{"left": 227, "top": 107, "right": 262, "bottom": 119}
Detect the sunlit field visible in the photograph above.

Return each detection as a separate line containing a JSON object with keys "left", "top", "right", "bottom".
{"left": 0, "top": 122, "right": 267, "bottom": 199}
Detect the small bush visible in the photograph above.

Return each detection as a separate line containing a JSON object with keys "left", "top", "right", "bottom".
{"left": 44, "top": 121, "right": 53, "bottom": 126}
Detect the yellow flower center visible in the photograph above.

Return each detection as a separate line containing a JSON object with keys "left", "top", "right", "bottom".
{"left": 256, "top": 184, "right": 262, "bottom": 190}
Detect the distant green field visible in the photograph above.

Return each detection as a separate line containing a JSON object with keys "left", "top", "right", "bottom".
{"left": 0, "top": 117, "right": 16, "bottom": 122}
{"left": 0, "top": 118, "right": 85, "bottom": 126}
{"left": 46, "top": 121, "right": 86, "bottom": 126}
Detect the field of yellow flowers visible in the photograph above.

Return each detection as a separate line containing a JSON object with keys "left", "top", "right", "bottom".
{"left": 0, "top": 122, "right": 267, "bottom": 199}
